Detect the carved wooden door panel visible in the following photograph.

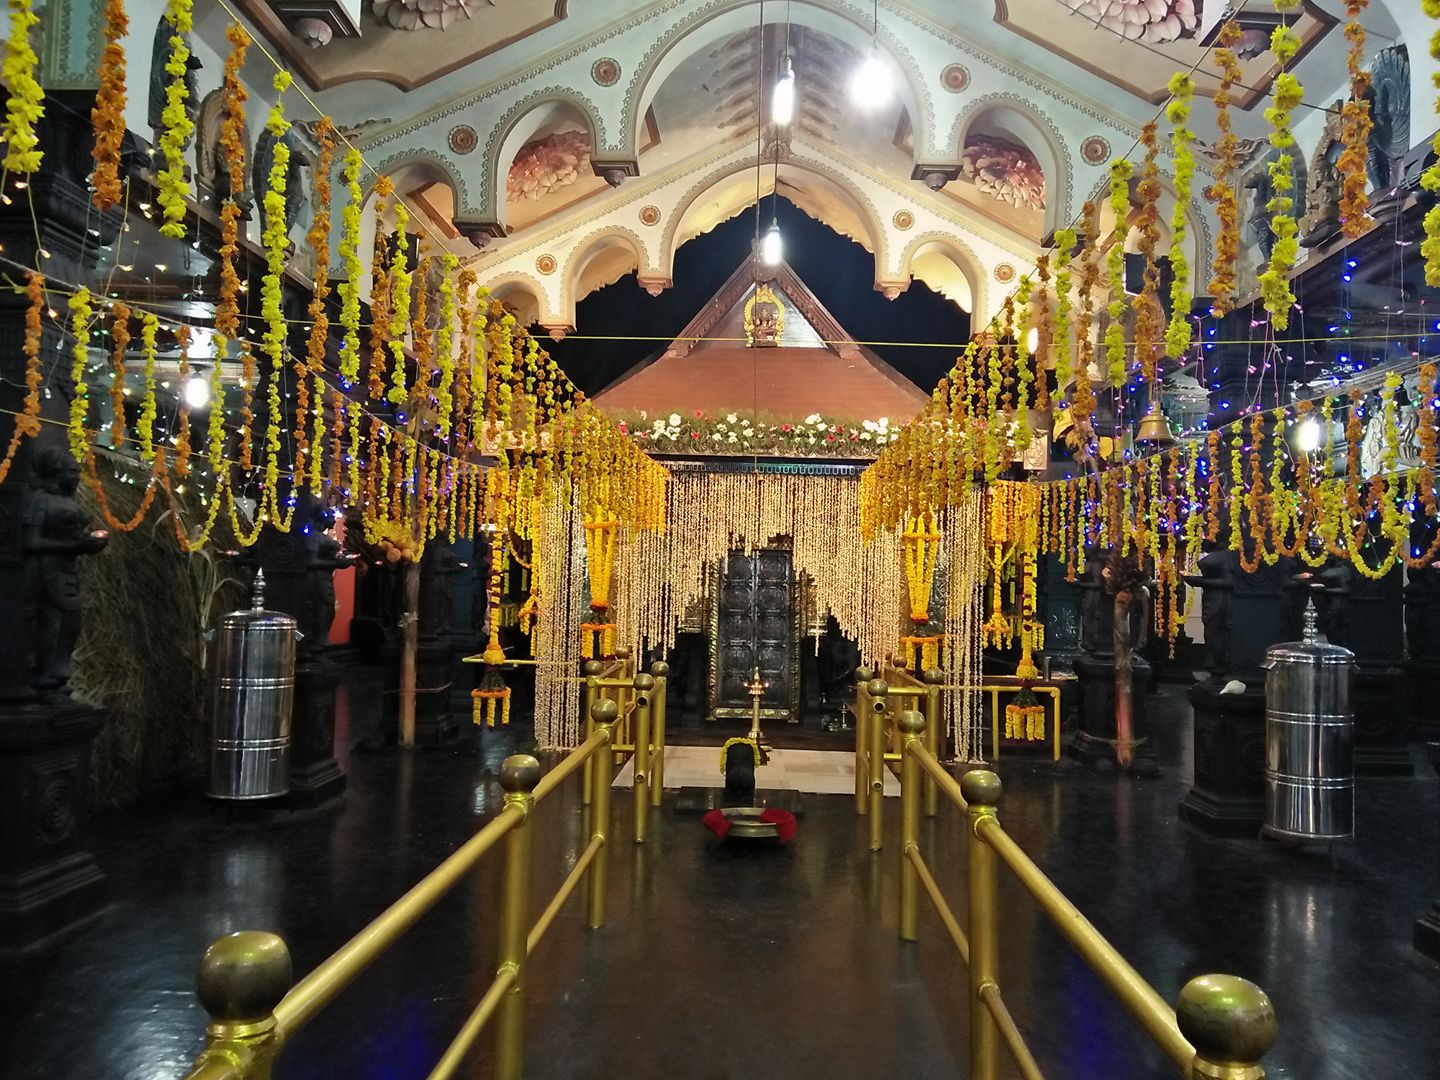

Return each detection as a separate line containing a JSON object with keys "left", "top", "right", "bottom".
{"left": 709, "top": 549, "right": 798, "bottom": 722}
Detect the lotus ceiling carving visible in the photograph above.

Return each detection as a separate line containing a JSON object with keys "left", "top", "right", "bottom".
{"left": 961, "top": 135, "right": 1046, "bottom": 212}
{"left": 508, "top": 130, "right": 593, "bottom": 202}
{"left": 1064, "top": 0, "right": 1197, "bottom": 45}
{"left": 371, "top": 0, "right": 494, "bottom": 32}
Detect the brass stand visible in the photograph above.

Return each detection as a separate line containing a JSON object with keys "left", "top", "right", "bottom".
{"left": 745, "top": 668, "right": 767, "bottom": 745}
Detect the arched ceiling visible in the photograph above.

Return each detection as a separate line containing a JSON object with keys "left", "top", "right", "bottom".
{"left": 236, "top": 0, "right": 1423, "bottom": 327}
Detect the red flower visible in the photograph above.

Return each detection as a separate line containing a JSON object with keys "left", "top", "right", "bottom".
{"left": 850, "top": 433, "right": 858, "bottom": 440}
{"left": 693, "top": 409, "right": 705, "bottom": 419}
{"left": 691, "top": 431, "right": 701, "bottom": 439}
{"left": 826, "top": 434, "right": 836, "bottom": 443}
{"left": 781, "top": 423, "right": 792, "bottom": 432}
{"left": 617, "top": 421, "right": 629, "bottom": 434}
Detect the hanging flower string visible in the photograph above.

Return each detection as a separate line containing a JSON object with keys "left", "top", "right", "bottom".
{"left": 136, "top": 312, "right": 159, "bottom": 462}
{"left": 1257, "top": 14, "right": 1304, "bottom": 330}
{"left": 1205, "top": 21, "right": 1244, "bottom": 315}
{"left": 1, "top": 0, "right": 44, "bottom": 174}
{"left": 0, "top": 272, "right": 45, "bottom": 484}
{"left": 1420, "top": 0, "right": 1440, "bottom": 285}
{"left": 90, "top": 0, "right": 129, "bottom": 210}
{"left": 1104, "top": 159, "right": 1132, "bottom": 389}
{"left": 260, "top": 72, "right": 293, "bottom": 522}
{"left": 1338, "top": 0, "right": 1374, "bottom": 239}
{"left": 1164, "top": 72, "right": 1195, "bottom": 359}
{"left": 156, "top": 0, "right": 195, "bottom": 238}
{"left": 108, "top": 303, "right": 131, "bottom": 449}
{"left": 337, "top": 148, "right": 364, "bottom": 390}
{"left": 67, "top": 288, "right": 94, "bottom": 463}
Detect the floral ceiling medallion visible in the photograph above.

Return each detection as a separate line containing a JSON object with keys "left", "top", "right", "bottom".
{"left": 994, "top": 263, "right": 1016, "bottom": 283}
{"left": 536, "top": 254, "right": 557, "bottom": 275}
{"left": 961, "top": 136, "right": 1046, "bottom": 211}
{"left": 1064, "top": 0, "right": 1197, "bottom": 44}
{"left": 508, "top": 130, "right": 592, "bottom": 201}
{"left": 371, "top": 0, "right": 492, "bottom": 32}
{"left": 1080, "top": 135, "right": 1111, "bottom": 165}
{"left": 638, "top": 205, "right": 661, "bottom": 226}
{"left": 591, "top": 58, "right": 621, "bottom": 87}
{"left": 940, "top": 64, "right": 970, "bottom": 93}
{"left": 448, "top": 125, "right": 478, "bottom": 155}
{"left": 892, "top": 210, "right": 914, "bottom": 231}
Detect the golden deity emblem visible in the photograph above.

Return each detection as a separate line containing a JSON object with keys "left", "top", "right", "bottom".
{"left": 743, "top": 283, "right": 785, "bottom": 347}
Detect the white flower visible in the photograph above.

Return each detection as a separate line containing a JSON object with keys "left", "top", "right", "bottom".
{"left": 711, "top": 432, "right": 722, "bottom": 441}
{"left": 668, "top": 413, "right": 682, "bottom": 427}
{"left": 860, "top": 431, "right": 872, "bottom": 441}
{"left": 877, "top": 416, "right": 889, "bottom": 429}
{"left": 862, "top": 419, "right": 877, "bottom": 433}
{"left": 639, "top": 410, "right": 648, "bottom": 421}
{"left": 727, "top": 432, "right": 737, "bottom": 443}
{"left": 726, "top": 412, "right": 737, "bottom": 423}
{"left": 804, "top": 413, "right": 821, "bottom": 425}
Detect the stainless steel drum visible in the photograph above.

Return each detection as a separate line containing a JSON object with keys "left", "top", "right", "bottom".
{"left": 1260, "top": 602, "right": 1355, "bottom": 841}
{"left": 208, "top": 570, "right": 299, "bottom": 800}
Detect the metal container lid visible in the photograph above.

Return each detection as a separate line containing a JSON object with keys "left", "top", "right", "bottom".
{"left": 1263, "top": 602, "right": 1354, "bottom": 667}
{"left": 218, "top": 570, "right": 298, "bottom": 631}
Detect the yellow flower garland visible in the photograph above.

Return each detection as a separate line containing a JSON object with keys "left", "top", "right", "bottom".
{"left": 1, "top": 0, "right": 44, "bottom": 174}
{"left": 337, "top": 148, "right": 364, "bottom": 389}
{"left": 156, "top": 0, "right": 195, "bottom": 239}
{"left": 260, "top": 72, "right": 293, "bottom": 523}
{"left": 1105, "top": 159, "right": 1132, "bottom": 388}
{"left": 67, "top": 288, "right": 94, "bottom": 463}
{"left": 1257, "top": 18, "right": 1303, "bottom": 330}
{"left": 1165, "top": 72, "right": 1195, "bottom": 359}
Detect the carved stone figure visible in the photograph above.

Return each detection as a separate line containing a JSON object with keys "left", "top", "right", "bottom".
{"left": 1366, "top": 46, "right": 1411, "bottom": 192}
{"left": 195, "top": 89, "right": 252, "bottom": 212}
{"left": 1245, "top": 148, "right": 1308, "bottom": 262}
{"left": 1298, "top": 109, "right": 1344, "bottom": 248}
{"left": 252, "top": 130, "right": 313, "bottom": 238}
{"left": 147, "top": 16, "right": 200, "bottom": 147}
{"left": 23, "top": 446, "right": 109, "bottom": 697}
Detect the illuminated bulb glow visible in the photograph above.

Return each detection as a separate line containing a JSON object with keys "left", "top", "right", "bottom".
{"left": 183, "top": 371, "right": 212, "bottom": 410}
{"left": 1025, "top": 326, "right": 1039, "bottom": 355}
{"left": 761, "top": 223, "right": 783, "bottom": 266}
{"left": 1292, "top": 417, "right": 1322, "bottom": 454}
{"left": 772, "top": 64, "right": 796, "bottom": 126}
{"left": 850, "top": 53, "right": 891, "bottom": 109}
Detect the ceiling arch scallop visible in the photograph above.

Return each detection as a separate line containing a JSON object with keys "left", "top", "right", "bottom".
{"left": 560, "top": 225, "right": 653, "bottom": 315}
{"left": 481, "top": 87, "right": 609, "bottom": 230}
{"left": 952, "top": 93, "right": 1074, "bottom": 238}
{"left": 487, "top": 270, "right": 560, "bottom": 328}
{"left": 621, "top": 0, "right": 938, "bottom": 167}
{"left": 364, "top": 147, "right": 472, "bottom": 214}
{"left": 898, "top": 230, "right": 988, "bottom": 322}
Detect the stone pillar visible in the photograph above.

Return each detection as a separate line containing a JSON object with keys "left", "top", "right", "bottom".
{"left": 1415, "top": 744, "right": 1440, "bottom": 962}
{"left": 1317, "top": 559, "right": 1411, "bottom": 776}
{"left": 1403, "top": 564, "right": 1440, "bottom": 742}
{"left": 0, "top": 93, "right": 123, "bottom": 946}
{"left": 1068, "top": 552, "right": 1155, "bottom": 774}
{"left": 1179, "top": 550, "right": 1297, "bottom": 837}
{"left": 385, "top": 539, "right": 460, "bottom": 746}
{"left": 1039, "top": 553, "right": 1082, "bottom": 676}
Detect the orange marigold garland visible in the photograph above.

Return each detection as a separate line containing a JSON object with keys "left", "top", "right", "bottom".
{"left": 90, "top": 0, "right": 129, "bottom": 210}
{"left": 368, "top": 177, "right": 393, "bottom": 400}
{"left": 0, "top": 272, "right": 45, "bottom": 484}
{"left": 1338, "top": 1, "right": 1374, "bottom": 238}
{"left": 215, "top": 22, "right": 250, "bottom": 343}
{"left": 304, "top": 117, "right": 335, "bottom": 377}
{"left": 1424, "top": 0, "right": 1440, "bottom": 284}
{"left": 1132, "top": 122, "right": 1165, "bottom": 392}
{"left": 174, "top": 324, "right": 193, "bottom": 478}
{"left": 108, "top": 303, "right": 131, "bottom": 448}
{"left": 337, "top": 148, "right": 364, "bottom": 390}
{"left": 1206, "top": 21, "right": 1244, "bottom": 315}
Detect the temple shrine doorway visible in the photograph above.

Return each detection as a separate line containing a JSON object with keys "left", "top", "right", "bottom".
{"left": 707, "top": 547, "right": 800, "bottom": 724}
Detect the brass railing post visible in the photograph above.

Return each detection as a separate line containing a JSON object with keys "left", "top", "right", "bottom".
{"left": 867, "top": 677, "right": 889, "bottom": 851}
{"left": 962, "top": 769, "right": 1003, "bottom": 1080}
{"left": 649, "top": 661, "right": 668, "bottom": 807}
{"left": 631, "top": 672, "right": 655, "bottom": 844}
{"left": 587, "top": 698, "right": 618, "bottom": 929}
{"left": 854, "top": 666, "right": 874, "bottom": 813}
{"left": 580, "top": 660, "right": 603, "bottom": 806}
{"left": 897, "top": 710, "right": 925, "bottom": 942}
{"left": 493, "top": 754, "right": 541, "bottom": 1080}
{"left": 185, "top": 932, "right": 293, "bottom": 1080}
{"left": 921, "top": 668, "right": 944, "bottom": 818}
{"left": 1176, "top": 974, "right": 1278, "bottom": 1080}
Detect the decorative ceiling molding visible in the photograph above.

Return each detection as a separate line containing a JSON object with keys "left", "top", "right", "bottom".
{"left": 896, "top": 230, "right": 989, "bottom": 322}
{"left": 951, "top": 91, "right": 1075, "bottom": 230}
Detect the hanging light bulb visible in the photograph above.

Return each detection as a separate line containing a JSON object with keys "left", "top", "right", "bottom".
{"left": 184, "top": 369, "right": 212, "bottom": 410}
{"left": 1025, "top": 326, "right": 1040, "bottom": 356}
{"left": 1292, "top": 416, "right": 1322, "bottom": 454}
{"left": 761, "top": 221, "right": 784, "bottom": 266}
{"left": 850, "top": 51, "right": 891, "bottom": 109}
{"left": 772, "top": 54, "right": 796, "bottom": 126}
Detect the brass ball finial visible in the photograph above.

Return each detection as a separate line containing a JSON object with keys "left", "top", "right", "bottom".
{"left": 922, "top": 668, "right": 944, "bottom": 685}
{"left": 897, "top": 710, "right": 926, "bottom": 736}
{"left": 1177, "top": 975, "right": 1277, "bottom": 1070}
{"left": 581, "top": 660, "right": 604, "bottom": 676}
{"left": 855, "top": 666, "right": 876, "bottom": 683}
{"left": 866, "top": 678, "right": 889, "bottom": 699}
{"left": 195, "top": 932, "right": 293, "bottom": 1024}
{"left": 632, "top": 673, "right": 656, "bottom": 692}
{"left": 649, "top": 661, "right": 670, "bottom": 678}
{"left": 591, "top": 698, "right": 619, "bottom": 724}
{"left": 615, "top": 646, "right": 632, "bottom": 660}
{"left": 499, "top": 754, "right": 542, "bottom": 793}
{"left": 959, "top": 769, "right": 1003, "bottom": 806}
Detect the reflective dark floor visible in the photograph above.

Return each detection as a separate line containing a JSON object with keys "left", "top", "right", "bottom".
{"left": 1, "top": 669, "right": 1437, "bottom": 1079}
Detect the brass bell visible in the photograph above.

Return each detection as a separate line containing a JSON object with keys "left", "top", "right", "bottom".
{"left": 1134, "top": 405, "right": 1176, "bottom": 447}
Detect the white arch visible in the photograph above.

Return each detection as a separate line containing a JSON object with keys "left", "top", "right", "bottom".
{"left": 899, "top": 232, "right": 987, "bottom": 320}
{"left": 953, "top": 95, "right": 1074, "bottom": 238}
{"left": 483, "top": 90, "right": 606, "bottom": 230}
{"left": 561, "top": 227, "right": 650, "bottom": 314}
{"left": 486, "top": 272, "right": 557, "bottom": 328}
{"left": 623, "top": 0, "right": 933, "bottom": 165}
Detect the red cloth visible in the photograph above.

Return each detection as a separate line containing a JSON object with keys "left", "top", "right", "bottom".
{"left": 701, "top": 808, "right": 797, "bottom": 843}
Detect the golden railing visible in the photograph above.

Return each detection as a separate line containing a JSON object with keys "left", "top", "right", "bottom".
{"left": 179, "top": 696, "right": 634, "bottom": 1080}
{"left": 853, "top": 664, "right": 943, "bottom": 850}
{"left": 580, "top": 652, "right": 667, "bottom": 843}
{"left": 891, "top": 709, "right": 1279, "bottom": 1079}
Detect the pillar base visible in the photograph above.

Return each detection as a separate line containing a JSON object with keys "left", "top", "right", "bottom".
{"left": 1354, "top": 665, "right": 1413, "bottom": 777}
{"left": 1068, "top": 653, "right": 1156, "bottom": 775}
{"left": 1406, "top": 661, "right": 1440, "bottom": 742}
{"left": 0, "top": 700, "right": 108, "bottom": 950}
{"left": 1179, "top": 680, "right": 1266, "bottom": 839}
{"left": 288, "top": 662, "right": 346, "bottom": 807}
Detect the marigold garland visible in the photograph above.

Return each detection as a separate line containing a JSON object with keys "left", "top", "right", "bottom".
{"left": 173, "top": 325, "right": 192, "bottom": 479}
{"left": 1338, "top": 1, "right": 1374, "bottom": 239}
{"left": 1419, "top": 0, "right": 1440, "bottom": 285}
{"left": 90, "top": 0, "right": 129, "bottom": 210}
{"left": 1257, "top": 19, "right": 1304, "bottom": 330}
{"left": 0, "top": 272, "right": 45, "bottom": 484}
{"left": 435, "top": 252, "right": 459, "bottom": 439}
{"left": 137, "top": 312, "right": 159, "bottom": 462}
{"left": 1206, "top": 21, "right": 1244, "bottom": 315}
{"left": 387, "top": 203, "right": 414, "bottom": 407}
{"left": 1164, "top": 73, "right": 1195, "bottom": 360}
{"left": 1133, "top": 122, "right": 1164, "bottom": 391}
{"left": 108, "top": 303, "right": 131, "bottom": 449}
{"left": 368, "top": 178, "right": 393, "bottom": 400}
{"left": 337, "top": 148, "right": 364, "bottom": 390}
{"left": 304, "top": 117, "right": 335, "bottom": 376}
{"left": 260, "top": 73, "right": 293, "bottom": 512}
{"left": 1105, "top": 159, "right": 1132, "bottom": 388}
{"left": 1, "top": 0, "right": 44, "bottom": 174}
{"left": 156, "top": 0, "right": 196, "bottom": 238}
{"left": 67, "top": 288, "right": 94, "bottom": 463}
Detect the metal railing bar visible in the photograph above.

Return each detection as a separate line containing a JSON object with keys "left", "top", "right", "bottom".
{"left": 973, "top": 818, "right": 1195, "bottom": 1071}
{"left": 526, "top": 834, "right": 604, "bottom": 957}
{"left": 979, "top": 983, "right": 1048, "bottom": 1080}
{"left": 532, "top": 731, "right": 609, "bottom": 805}
{"left": 424, "top": 966, "right": 519, "bottom": 1080}
{"left": 905, "top": 846, "right": 970, "bottom": 965}
{"left": 272, "top": 804, "right": 526, "bottom": 1040}
{"left": 909, "top": 744, "right": 969, "bottom": 813}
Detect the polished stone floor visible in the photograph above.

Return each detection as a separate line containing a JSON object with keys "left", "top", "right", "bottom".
{"left": 1, "top": 669, "right": 1437, "bottom": 1079}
